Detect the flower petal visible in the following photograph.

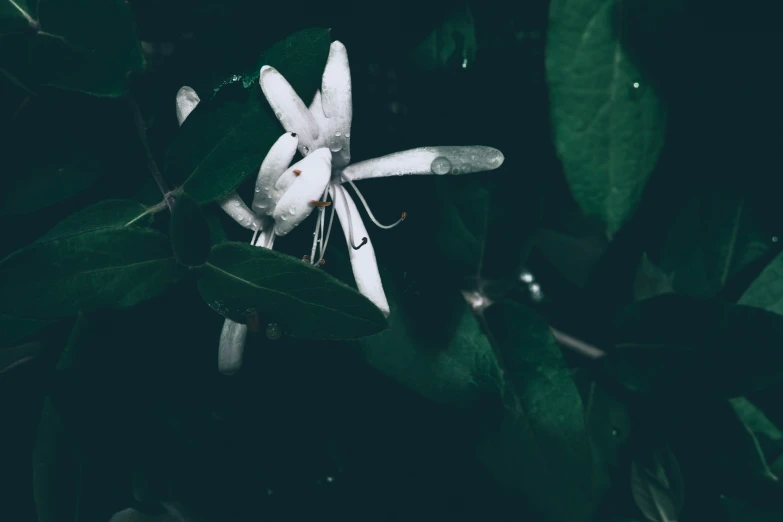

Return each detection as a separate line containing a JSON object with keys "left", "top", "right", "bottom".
{"left": 340, "top": 146, "right": 505, "bottom": 181}
{"left": 176, "top": 86, "right": 200, "bottom": 126}
{"left": 331, "top": 185, "right": 390, "bottom": 316}
{"left": 320, "top": 41, "right": 352, "bottom": 167}
{"left": 252, "top": 132, "right": 298, "bottom": 216}
{"left": 259, "top": 65, "right": 319, "bottom": 156}
{"left": 218, "top": 192, "right": 264, "bottom": 231}
{"left": 218, "top": 319, "right": 247, "bottom": 376}
{"left": 309, "top": 90, "right": 328, "bottom": 137}
{"left": 272, "top": 149, "right": 332, "bottom": 236}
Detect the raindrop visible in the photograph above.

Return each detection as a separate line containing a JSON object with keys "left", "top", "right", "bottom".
{"left": 303, "top": 146, "right": 310, "bottom": 154}
{"left": 334, "top": 131, "right": 341, "bottom": 137}
{"left": 461, "top": 290, "right": 492, "bottom": 312}
{"left": 255, "top": 187, "right": 261, "bottom": 193}
{"left": 345, "top": 132, "right": 351, "bottom": 138}
{"left": 233, "top": 200, "right": 240, "bottom": 207}
{"left": 329, "top": 141, "right": 343, "bottom": 153}
{"left": 430, "top": 156, "right": 452, "bottom": 175}
{"left": 773, "top": 236, "right": 779, "bottom": 243}
{"left": 632, "top": 82, "right": 640, "bottom": 89}
{"left": 288, "top": 206, "right": 296, "bottom": 215}
{"left": 520, "top": 272, "right": 534, "bottom": 283}
{"left": 266, "top": 323, "right": 282, "bottom": 340}
{"left": 451, "top": 166, "right": 461, "bottom": 174}
{"left": 461, "top": 58, "right": 468, "bottom": 69}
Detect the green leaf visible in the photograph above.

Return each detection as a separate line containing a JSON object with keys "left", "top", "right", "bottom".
{"left": 546, "top": 0, "right": 667, "bottom": 237}
{"left": 38, "top": 199, "right": 158, "bottom": 242}
{"left": 169, "top": 193, "right": 212, "bottom": 267}
{"left": 197, "top": 242, "right": 387, "bottom": 340}
{"left": 729, "top": 397, "right": 783, "bottom": 472}
{"left": 33, "top": 397, "right": 83, "bottom": 522}
{"left": 633, "top": 253, "right": 673, "bottom": 301}
{"left": 203, "top": 205, "right": 229, "bottom": 244}
{"left": 0, "top": 340, "right": 43, "bottom": 373}
{"left": 608, "top": 294, "right": 783, "bottom": 397}
{"left": 657, "top": 192, "right": 768, "bottom": 296}
{"left": 1, "top": 163, "right": 101, "bottom": 215}
{"left": 0, "top": 223, "right": 181, "bottom": 318}
{"left": 739, "top": 250, "right": 783, "bottom": 316}
{"left": 0, "top": 313, "right": 54, "bottom": 347}
{"left": 0, "top": 0, "right": 144, "bottom": 97}
{"left": 478, "top": 300, "right": 599, "bottom": 522}
{"left": 166, "top": 29, "right": 331, "bottom": 204}
{"left": 433, "top": 180, "right": 488, "bottom": 275}
{"left": 412, "top": 3, "right": 476, "bottom": 71}
{"left": 630, "top": 446, "right": 684, "bottom": 522}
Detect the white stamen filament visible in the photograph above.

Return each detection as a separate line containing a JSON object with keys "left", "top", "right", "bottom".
{"left": 315, "top": 196, "right": 337, "bottom": 266}
{"left": 345, "top": 179, "right": 406, "bottom": 229}
{"left": 337, "top": 185, "right": 367, "bottom": 250}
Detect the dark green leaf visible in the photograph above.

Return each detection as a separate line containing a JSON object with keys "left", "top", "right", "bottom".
{"left": 197, "top": 242, "right": 387, "bottom": 340}
{"left": 0, "top": 341, "right": 42, "bottom": 373}
{"left": 166, "top": 29, "right": 330, "bottom": 204}
{"left": 203, "top": 205, "right": 229, "bottom": 244}
{"left": 33, "top": 397, "right": 83, "bottom": 522}
{"left": 729, "top": 397, "right": 783, "bottom": 477}
{"left": 433, "top": 180, "right": 488, "bottom": 275}
{"left": 608, "top": 294, "right": 783, "bottom": 397}
{"left": 657, "top": 192, "right": 768, "bottom": 296}
{"left": 2, "top": 163, "right": 100, "bottom": 215}
{"left": 535, "top": 226, "right": 609, "bottom": 287}
{"left": 633, "top": 253, "right": 673, "bottom": 301}
{"left": 38, "top": 199, "right": 158, "bottom": 242}
{"left": 630, "top": 446, "right": 684, "bottom": 522}
{"left": 478, "top": 300, "right": 599, "bottom": 522}
{"left": 546, "top": 0, "right": 667, "bottom": 237}
{"left": 0, "top": 0, "right": 144, "bottom": 97}
{"left": 412, "top": 3, "right": 476, "bottom": 71}
{"left": 0, "top": 313, "right": 53, "bottom": 347}
{"left": 55, "top": 313, "right": 86, "bottom": 372}
{"left": 169, "top": 193, "right": 212, "bottom": 267}
{"left": 0, "top": 227, "right": 181, "bottom": 318}
{"left": 739, "top": 250, "right": 783, "bottom": 316}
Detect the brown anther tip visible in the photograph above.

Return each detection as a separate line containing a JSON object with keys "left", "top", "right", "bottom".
{"left": 401, "top": 211, "right": 407, "bottom": 221}
{"left": 361, "top": 237, "right": 368, "bottom": 244}
{"left": 293, "top": 169, "right": 302, "bottom": 176}
{"left": 309, "top": 200, "right": 332, "bottom": 207}
{"left": 319, "top": 259, "right": 326, "bottom": 266}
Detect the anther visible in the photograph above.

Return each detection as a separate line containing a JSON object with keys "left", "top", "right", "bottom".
{"left": 310, "top": 200, "right": 332, "bottom": 207}
{"left": 352, "top": 237, "right": 368, "bottom": 250}
{"left": 290, "top": 132, "right": 297, "bottom": 137}
{"left": 319, "top": 259, "right": 326, "bottom": 266}
{"left": 401, "top": 212, "right": 407, "bottom": 221}
{"left": 293, "top": 169, "right": 302, "bottom": 176}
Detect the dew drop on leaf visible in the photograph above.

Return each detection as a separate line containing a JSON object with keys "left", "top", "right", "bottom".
{"left": 266, "top": 323, "right": 282, "bottom": 340}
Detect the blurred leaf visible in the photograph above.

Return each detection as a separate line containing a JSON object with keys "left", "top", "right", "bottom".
{"left": 0, "top": 0, "right": 144, "bottom": 96}
{"left": 535, "top": 226, "right": 609, "bottom": 287}
{"left": 434, "top": 180, "right": 489, "bottom": 275}
{"left": 546, "top": 0, "right": 666, "bottom": 237}
{"left": 38, "top": 199, "right": 157, "bottom": 242}
{"left": 203, "top": 206, "right": 229, "bottom": 244}
{"left": 657, "top": 192, "right": 768, "bottom": 297}
{"left": 166, "top": 29, "right": 330, "bottom": 203}
{"left": 739, "top": 250, "right": 783, "bottom": 316}
{"left": 56, "top": 312, "right": 86, "bottom": 372}
{"left": 0, "top": 222, "right": 181, "bottom": 318}
{"left": 0, "top": 313, "right": 54, "bottom": 347}
{"left": 2, "top": 164, "right": 100, "bottom": 215}
{"left": 0, "top": 341, "right": 42, "bottom": 373}
{"left": 630, "top": 446, "right": 684, "bottom": 522}
{"left": 33, "top": 397, "right": 83, "bottom": 522}
{"left": 633, "top": 253, "right": 673, "bottom": 301}
{"left": 721, "top": 496, "right": 783, "bottom": 522}
{"left": 478, "top": 300, "right": 599, "bottom": 522}
{"left": 729, "top": 397, "right": 783, "bottom": 476}
{"left": 607, "top": 294, "right": 783, "bottom": 397}
{"left": 412, "top": 3, "right": 476, "bottom": 71}
{"left": 197, "top": 242, "right": 387, "bottom": 340}
{"left": 169, "top": 193, "right": 211, "bottom": 267}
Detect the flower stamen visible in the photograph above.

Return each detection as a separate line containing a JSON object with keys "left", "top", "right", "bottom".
{"left": 309, "top": 200, "right": 332, "bottom": 207}
{"left": 337, "top": 185, "right": 368, "bottom": 250}
{"left": 315, "top": 198, "right": 337, "bottom": 265}
{"left": 293, "top": 169, "right": 302, "bottom": 176}
{"left": 345, "top": 179, "right": 406, "bottom": 229}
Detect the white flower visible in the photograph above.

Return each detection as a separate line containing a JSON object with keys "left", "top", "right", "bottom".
{"left": 258, "top": 40, "right": 505, "bottom": 316}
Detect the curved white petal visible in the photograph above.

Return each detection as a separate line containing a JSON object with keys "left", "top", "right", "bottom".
{"left": 218, "top": 192, "right": 264, "bottom": 231}
{"left": 259, "top": 66, "right": 319, "bottom": 156}
{"left": 252, "top": 132, "right": 298, "bottom": 216}
{"left": 331, "top": 185, "right": 390, "bottom": 316}
{"left": 272, "top": 149, "right": 332, "bottom": 236}
{"left": 175, "top": 86, "right": 200, "bottom": 126}
{"left": 218, "top": 319, "right": 247, "bottom": 376}
{"left": 309, "top": 90, "right": 328, "bottom": 139}
{"left": 320, "top": 41, "right": 352, "bottom": 167}
{"left": 340, "top": 146, "right": 505, "bottom": 181}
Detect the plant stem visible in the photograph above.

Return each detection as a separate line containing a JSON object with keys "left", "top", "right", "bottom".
{"left": 129, "top": 97, "right": 175, "bottom": 211}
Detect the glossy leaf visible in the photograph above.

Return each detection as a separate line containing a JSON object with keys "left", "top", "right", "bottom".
{"left": 169, "top": 193, "right": 212, "bottom": 267}
{"left": 739, "top": 250, "right": 783, "bottom": 316}
{"left": 0, "top": 0, "right": 144, "bottom": 96}
{"left": 478, "top": 300, "right": 599, "bottom": 522}
{"left": 0, "top": 207, "right": 181, "bottom": 317}
{"left": 197, "top": 242, "right": 387, "bottom": 340}
{"left": 657, "top": 192, "right": 768, "bottom": 297}
{"left": 166, "top": 29, "right": 330, "bottom": 204}
{"left": 546, "top": 0, "right": 667, "bottom": 237}
{"left": 630, "top": 446, "right": 684, "bottom": 522}
{"left": 608, "top": 294, "right": 783, "bottom": 397}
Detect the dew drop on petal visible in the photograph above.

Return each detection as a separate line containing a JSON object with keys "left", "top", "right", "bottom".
{"left": 345, "top": 132, "right": 350, "bottom": 138}
{"left": 255, "top": 187, "right": 261, "bottom": 193}
{"left": 303, "top": 146, "right": 310, "bottom": 154}
{"left": 430, "top": 156, "right": 452, "bottom": 175}
{"left": 266, "top": 323, "right": 282, "bottom": 340}
{"left": 288, "top": 206, "right": 296, "bottom": 215}
{"left": 334, "top": 131, "right": 341, "bottom": 137}
{"left": 329, "top": 140, "right": 343, "bottom": 153}
{"left": 233, "top": 200, "right": 240, "bottom": 207}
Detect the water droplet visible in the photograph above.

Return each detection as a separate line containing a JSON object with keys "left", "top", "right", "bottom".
{"left": 430, "top": 156, "right": 452, "bottom": 175}
{"left": 773, "top": 236, "right": 779, "bottom": 243}
{"left": 288, "top": 206, "right": 296, "bottom": 215}
{"left": 326, "top": 476, "right": 334, "bottom": 483}
{"left": 274, "top": 111, "right": 282, "bottom": 119}
{"left": 451, "top": 166, "right": 461, "bottom": 174}
{"left": 334, "top": 131, "right": 341, "bottom": 137}
{"left": 255, "top": 187, "right": 261, "bottom": 193}
{"left": 520, "top": 272, "right": 534, "bottom": 283}
{"left": 344, "top": 132, "right": 351, "bottom": 138}
{"left": 461, "top": 290, "right": 491, "bottom": 312}
{"left": 611, "top": 427, "right": 620, "bottom": 438}
{"left": 329, "top": 141, "right": 343, "bottom": 153}
{"left": 302, "top": 146, "right": 310, "bottom": 154}
{"left": 266, "top": 323, "right": 282, "bottom": 340}
{"left": 233, "top": 200, "right": 240, "bottom": 207}
{"left": 461, "top": 58, "right": 468, "bottom": 69}
{"left": 632, "top": 82, "right": 640, "bottom": 89}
